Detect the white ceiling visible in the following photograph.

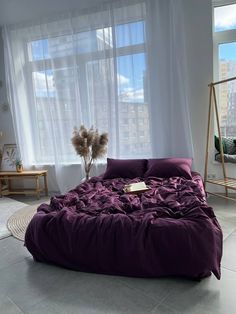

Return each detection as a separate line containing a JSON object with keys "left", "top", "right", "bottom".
{"left": 0, "top": 0, "right": 104, "bottom": 26}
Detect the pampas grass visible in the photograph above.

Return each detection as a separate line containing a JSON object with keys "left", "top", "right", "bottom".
{"left": 71, "top": 125, "right": 108, "bottom": 180}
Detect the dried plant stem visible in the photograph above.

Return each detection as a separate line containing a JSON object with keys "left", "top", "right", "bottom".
{"left": 83, "top": 156, "right": 93, "bottom": 180}
{"left": 71, "top": 125, "right": 108, "bottom": 180}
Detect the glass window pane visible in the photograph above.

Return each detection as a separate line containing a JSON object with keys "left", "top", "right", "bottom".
{"left": 28, "top": 28, "right": 112, "bottom": 61}
{"left": 117, "top": 53, "right": 146, "bottom": 103}
{"left": 32, "top": 68, "right": 80, "bottom": 162}
{"left": 214, "top": 4, "right": 236, "bottom": 32}
{"left": 33, "top": 70, "right": 55, "bottom": 97}
{"left": 86, "top": 58, "right": 115, "bottom": 133}
{"left": 218, "top": 42, "right": 236, "bottom": 136}
{"left": 115, "top": 21, "right": 144, "bottom": 48}
{"left": 117, "top": 53, "right": 151, "bottom": 157}
{"left": 28, "top": 21, "right": 144, "bottom": 61}
{"left": 29, "top": 39, "right": 49, "bottom": 61}
{"left": 86, "top": 53, "right": 151, "bottom": 158}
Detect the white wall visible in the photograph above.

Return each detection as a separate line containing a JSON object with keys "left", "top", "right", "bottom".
{"left": 0, "top": 0, "right": 105, "bottom": 26}
{"left": 1, "top": 0, "right": 227, "bottom": 192}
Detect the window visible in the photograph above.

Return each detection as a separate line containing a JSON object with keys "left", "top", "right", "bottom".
{"left": 214, "top": 3, "right": 236, "bottom": 32}
{"left": 26, "top": 13, "right": 151, "bottom": 163}
{"left": 213, "top": 1, "right": 236, "bottom": 136}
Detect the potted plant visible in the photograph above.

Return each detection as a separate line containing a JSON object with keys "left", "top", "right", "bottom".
{"left": 15, "top": 158, "right": 23, "bottom": 173}
{"left": 71, "top": 125, "right": 108, "bottom": 180}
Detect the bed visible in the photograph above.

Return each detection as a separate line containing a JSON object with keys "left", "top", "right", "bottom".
{"left": 25, "top": 158, "right": 222, "bottom": 280}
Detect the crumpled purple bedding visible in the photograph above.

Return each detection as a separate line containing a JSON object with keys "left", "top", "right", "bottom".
{"left": 25, "top": 172, "right": 222, "bottom": 280}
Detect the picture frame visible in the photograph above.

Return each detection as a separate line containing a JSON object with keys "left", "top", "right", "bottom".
{"left": 0, "top": 144, "right": 18, "bottom": 171}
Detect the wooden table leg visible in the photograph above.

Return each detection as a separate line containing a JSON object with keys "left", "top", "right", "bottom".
{"left": 0, "top": 179, "right": 2, "bottom": 197}
{"left": 36, "top": 176, "right": 40, "bottom": 199}
{"left": 44, "top": 173, "right": 48, "bottom": 196}
{"left": 8, "top": 178, "right": 12, "bottom": 192}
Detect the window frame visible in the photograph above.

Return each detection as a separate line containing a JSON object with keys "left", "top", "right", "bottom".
{"left": 212, "top": 0, "right": 236, "bottom": 81}
{"left": 212, "top": 0, "right": 236, "bottom": 139}
{"left": 24, "top": 19, "right": 149, "bottom": 163}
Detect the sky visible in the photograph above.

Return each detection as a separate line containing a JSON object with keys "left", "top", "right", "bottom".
{"left": 214, "top": 3, "right": 236, "bottom": 32}
{"left": 219, "top": 42, "right": 236, "bottom": 61}
{"left": 115, "top": 21, "right": 145, "bottom": 100}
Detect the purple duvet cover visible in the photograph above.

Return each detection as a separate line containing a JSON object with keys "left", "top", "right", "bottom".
{"left": 25, "top": 173, "right": 222, "bottom": 280}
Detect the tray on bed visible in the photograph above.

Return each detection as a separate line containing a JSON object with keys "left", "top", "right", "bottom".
{"left": 123, "top": 181, "right": 150, "bottom": 194}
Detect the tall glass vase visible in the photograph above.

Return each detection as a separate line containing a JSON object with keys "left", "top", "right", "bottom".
{"left": 81, "top": 158, "right": 91, "bottom": 182}
{"left": 85, "top": 169, "right": 90, "bottom": 181}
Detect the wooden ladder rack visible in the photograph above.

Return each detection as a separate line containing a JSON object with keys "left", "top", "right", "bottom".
{"left": 204, "top": 76, "right": 236, "bottom": 201}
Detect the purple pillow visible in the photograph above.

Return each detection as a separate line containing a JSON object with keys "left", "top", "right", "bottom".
{"left": 103, "top": 158, "right": 147, "bottom": 179}
{"left": 144, "top": 158, "right": 192, "bottom": 179}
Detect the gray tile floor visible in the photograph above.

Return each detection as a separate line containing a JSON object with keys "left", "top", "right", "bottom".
{"left": 0, "top": 195, "right": 235, "bottom": 314}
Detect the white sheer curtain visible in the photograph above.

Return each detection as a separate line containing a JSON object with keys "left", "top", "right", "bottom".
{"left": 3, "top": 0, "right": 194, "bottom": 193}
{"left": 146, "top": 0, "right": 194, "bottom": 159}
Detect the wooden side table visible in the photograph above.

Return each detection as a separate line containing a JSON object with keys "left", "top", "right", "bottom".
{"left": 0, "top": 170, "right": 48, "bottom": 199}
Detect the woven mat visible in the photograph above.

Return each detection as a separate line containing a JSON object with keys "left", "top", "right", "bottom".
{"left": 0, "top": 197, "right": 27, "bottom": 240}
{"left": 7, "top": 202, "right": 49, "bottom": 241}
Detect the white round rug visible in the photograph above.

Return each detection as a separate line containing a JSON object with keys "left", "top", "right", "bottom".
{"left": 7, "top": 204, "right": 40, "bottom": 241}
{"left": 0, "top": 197, "right": 27, "bottom": 240}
